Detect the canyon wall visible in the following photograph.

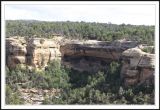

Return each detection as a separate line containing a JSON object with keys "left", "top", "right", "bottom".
{"left": 6, "top": 36, "right": 155, "bottom": 87}
{"left": 121, "top": 47, "right": 155, "bottom": 86}
{"left": 6, "top": 36, "right": 62, "bottom": 69}
{"left": 6, "top": 37, "right": 27, "bottom": 68}
{"left": 60, "top": 40, "right": 138, "bottom": 72}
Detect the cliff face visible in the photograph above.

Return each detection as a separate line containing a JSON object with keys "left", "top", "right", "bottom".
{"left": 6, "top": 37, "right": 27, "bottom": 68}
{"left": 60, "top": 40, "right": 138, "bottom": 72}
{"left": 6, "top": 37, "right": 155, "bottom": 87}
{"left": 26, "top": 38, "right": 61, "bottom": 68}
{"left": 6, "top": 37, "right": 62, "bottom": 69}
{"left": 121, "top": 47, "right": 155, "bottom": 86}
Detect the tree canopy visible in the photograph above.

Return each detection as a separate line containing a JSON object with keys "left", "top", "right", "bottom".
{"left": 6, "top": 61, "right": 154, "bottom": 105}
{"left": 6, "top": 20, "right": 155, "bottom": 45}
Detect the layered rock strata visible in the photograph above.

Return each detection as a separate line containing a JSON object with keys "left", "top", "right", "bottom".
{"left": 6, "top": 37, "right": 62, "bottom": 69}
{"left": 60, "top": 40, "right": 138, "bottom": 72}
{"left": 26, "top": 38, "right": 61, "bottom": 68}
{"left": 121, "top": 47, "right": 155, "bottom": 86}
{"left": 6, "top": 37, "right": 155, "bottom": 87}
{"left": 6, "top": 37, "right": 27, "bottom": 68}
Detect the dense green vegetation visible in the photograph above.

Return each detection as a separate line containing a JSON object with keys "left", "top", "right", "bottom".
{"left": 6, "top": 60, "right": 154, "bottom": 105}
{"left": 6, "top": 20, "right": 154, "bottom": 45}
{"left": 142, "top": 46, "right": 154, "bottom": 54}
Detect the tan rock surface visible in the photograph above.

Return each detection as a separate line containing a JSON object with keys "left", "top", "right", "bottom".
{"left": 6, "top": 37, "right": 61, "bottom": 69}
{"left": 121, "top": 46, "right": 155, "bottom": 87}
{"left": 6, "top": 37, "right": 155, "bottom": 87}
{"left": 6, "top": 37, "right": 27, "bottom": 68}
{"left": 18, "top": 88, "right": 60, "bottom": 105}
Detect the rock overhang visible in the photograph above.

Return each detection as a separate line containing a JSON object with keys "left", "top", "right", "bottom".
{"left": 6, "top": 36, "right": 155, "bottom": 87}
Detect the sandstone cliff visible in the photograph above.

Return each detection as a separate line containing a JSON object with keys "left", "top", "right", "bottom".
{"left": 6, "top": 36, "right": 155, "bottom": 87}
{"left": 6, "top": 37, "right": 27, "bottom": 68}
{"left": 60, "top": 39, "right": 138, "bottom": 72}
{"left": 6, "top": 37, "right": 62, "bottom": 69}
{"left": 121, "top": 47, "right": 155, "bottom": 86}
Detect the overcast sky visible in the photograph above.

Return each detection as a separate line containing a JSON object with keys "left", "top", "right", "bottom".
{"left": 5, "top": 4, "right": 155, "bottom": 25}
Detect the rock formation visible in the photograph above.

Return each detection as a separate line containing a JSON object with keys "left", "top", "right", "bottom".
{"left": 121, "top": 46, "right": 155, "bottom": 86}
{"left": 6, "top": 37, "right": 27, "bottom": 68}
{"left": 26, "top": 38, "right": 61, "bottom": 68}
{"left": 6, "top": 36, "right": 62, "bottom": 69}
{"left": 18, "top": 88, "right": 60, "bottom": 104}
{"left": 6, "top": 36, "right": 155, "bottom": 87}
{"left": 60, "top": 39, "right": 138, "bottom": 72}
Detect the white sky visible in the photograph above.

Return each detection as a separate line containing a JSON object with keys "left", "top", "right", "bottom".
{"left": 5, "top": 4, "right": 155, "bottom": 25}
